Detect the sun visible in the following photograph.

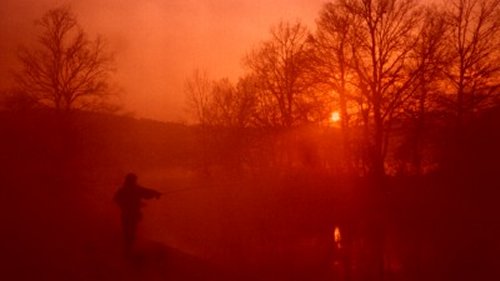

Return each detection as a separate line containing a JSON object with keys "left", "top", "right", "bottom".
{"left": 330, "top": 111, "right": 340, "bottom": 123}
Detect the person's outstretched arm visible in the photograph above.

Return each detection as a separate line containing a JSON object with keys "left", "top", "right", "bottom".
{"left": 139, "top": 186, "right": 162, "bottom": 199}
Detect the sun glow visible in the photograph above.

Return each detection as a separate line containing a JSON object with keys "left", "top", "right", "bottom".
{"left": 330, "top": 111, "right": 340, "bottom": 123}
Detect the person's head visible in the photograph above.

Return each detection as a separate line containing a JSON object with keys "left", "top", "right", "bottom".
{"left": 124, "top": 173, "right": 138, "bottom": 186}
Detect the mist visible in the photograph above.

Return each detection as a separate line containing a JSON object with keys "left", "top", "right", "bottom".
{"left": 1, "top": 0, "right": 500, "bottom": 280}
{"left": 0, "top": 0, "right": 323, "bottom": 121}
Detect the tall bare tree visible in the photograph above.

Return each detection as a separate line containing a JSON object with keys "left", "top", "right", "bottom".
{"left": 312, "top": 2, "right": 425, "bottom": 279}
{"left": 184, "top": 70, "right": 258, "bottom": 173}
{"left": 403, "top": 7, "right": 448, "bottom": 175}
{"left": 338, "top": 0, "right": 423, "bottom": 177}
{"left": 14, "top": 6, "right": 115, "bottom": 112}
{"left": 244, "top": 21, "right": 328, "bottom": 128}
{"left": 185, "top": 70, "right": 256, "bottom": 128}
{"left": 443, "top": 0, "right": 500, "bottom": 128}
{"left": 210, "top": 77, "right": 257, "bottom": 128}
{"left": 185, "top": 69, "right": 213, "bottom": 126}
{"left": 313, "top": 2, "right": 359, "bottom": 171}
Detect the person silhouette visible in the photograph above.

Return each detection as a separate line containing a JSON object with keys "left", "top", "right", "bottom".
{"left": 114, "top": 173, "right": 161, "bottom": 254}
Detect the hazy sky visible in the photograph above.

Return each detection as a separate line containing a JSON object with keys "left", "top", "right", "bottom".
{"left": 0, "top": 0, "right": 326, "bottom": 121}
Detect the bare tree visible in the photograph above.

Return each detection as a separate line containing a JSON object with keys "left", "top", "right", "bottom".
{"left": 185, "top": 69, "right": 213, "bottom": 126}
{"left": 403, "top": 7, "right": 448, "bottom": 175}
{"left": 312, "top": 2, "right": 425, "bottom": 279}
{"left": 185, "top": 70, "right": 256, "bottom": 128}
{"left": 313, "top": 2, "right": 358, "bottom": 171}
{"left": 209, "top": 77, "right": 257, "bottom": 128}
{"left": 14, "top": 6, "right": 115, "bottom": 112}
{"left": 443, "top": 0, "right": 500, "bottom": 128}
{"left": 244, "top": 21, "right": 329, "bottom": 128}
{"left": 336, "top": 0, "right": 424, "bottom": 177}
{"left": 184, "top": 70, "right": 258, "bottom": 174}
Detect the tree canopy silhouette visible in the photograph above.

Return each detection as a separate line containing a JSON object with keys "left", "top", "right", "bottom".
{"left": 14, "top": 6, "right": 115, "bottom": 112}
{"left": 244, "top": 21, "right": 330, "bottom": 127}
{"left": 442, "top": 0, "right": 500, "bottom": 128}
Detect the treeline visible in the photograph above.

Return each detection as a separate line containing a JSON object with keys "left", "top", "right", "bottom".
{"left": 2, "top": 0, "right": 499, "bottom": 178}
{"left": 185, "top": 0, "right": 500, "bottom": 177}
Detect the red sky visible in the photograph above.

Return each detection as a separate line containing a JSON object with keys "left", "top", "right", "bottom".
{"left": 0, "top": 0, "right": 325, "bottom": 121}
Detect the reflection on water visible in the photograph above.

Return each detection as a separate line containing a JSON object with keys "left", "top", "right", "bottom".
{"left": 334, "top": 226, "right": 342, "bottom": 249}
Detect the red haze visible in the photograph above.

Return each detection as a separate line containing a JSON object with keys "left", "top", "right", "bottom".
{"left": 0, "top": 0, "right": 324, "bottom": 121}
